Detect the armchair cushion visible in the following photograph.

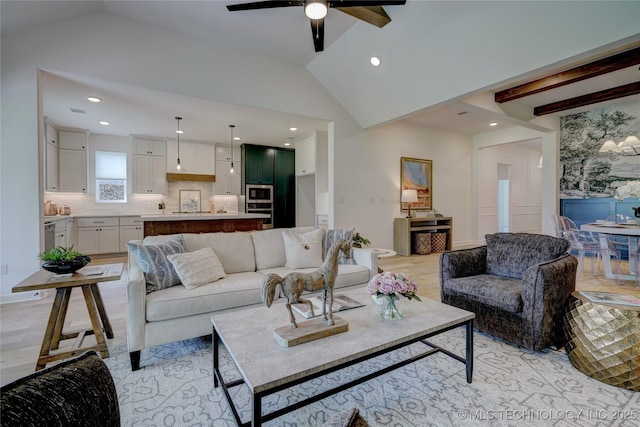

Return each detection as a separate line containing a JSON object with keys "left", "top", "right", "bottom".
{"left": 442, "top": 274, "right": 523, "bottom": 313}
{"left": 485, "top": 233, "right": 570, "bottom": 279}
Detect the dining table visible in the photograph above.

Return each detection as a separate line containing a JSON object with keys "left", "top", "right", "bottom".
{"left": 580, "top": 222, "right": 640, "bottom": 281}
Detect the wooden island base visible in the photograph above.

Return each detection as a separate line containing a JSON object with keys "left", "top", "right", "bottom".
{"left": 143, "top": 218, "right": 264, "bottom": 237}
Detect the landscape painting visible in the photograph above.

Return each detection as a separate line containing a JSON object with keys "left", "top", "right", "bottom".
{"left": 401, "top": 157, "right": 432, "bottom": 211}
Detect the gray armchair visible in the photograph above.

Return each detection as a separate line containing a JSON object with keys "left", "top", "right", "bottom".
{"left": 440, "top": 233, "right": 578, "bottom": 351}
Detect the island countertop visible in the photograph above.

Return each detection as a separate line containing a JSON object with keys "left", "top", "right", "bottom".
{"left": 140, "top": 213, "right": 269, "bottom": 221}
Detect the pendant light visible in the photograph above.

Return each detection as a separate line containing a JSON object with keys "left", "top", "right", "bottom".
{"left": 229, "top": 124, "right": 235, "bottom": 174}
{"left": 175, "top": 117, "right": 183, "bottom": 170}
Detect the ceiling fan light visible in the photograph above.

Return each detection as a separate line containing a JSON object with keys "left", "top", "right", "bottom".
{"left": 305, "top": 1, "right": 327, "bottom": 19}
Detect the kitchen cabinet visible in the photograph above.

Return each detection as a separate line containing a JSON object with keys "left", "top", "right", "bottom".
{"left": 295, "top": 135, "right": 315, "bottom": 176}
{"left": 133, "top": 137, "right": 167, "bottom": 194}
{"left": 77, "top": 217, "right": 120, "bottom": 255}
{"left": 133, "top": 137, "right": 166, "bottom": 156}
{"left": 294, "top": 131, "right": 328, "bottom": 227}
{"left": 45, "top": 141, "right": 58, "bottom": 192}
{"left": 274, "top": 148, "right": 295, "bottom": 228}
{"left": 214, "top": 143, "right": 242, "bottom": 195}
{"left": 65, "top": 218, "right": 77, "bottom": 249}
{"left": 242, "top": 144, "right": 275, "bottom": 185}
{"left": 215, "top": 144, "right": 241, "bottom": 162}
{"left": 45, "top": 120, "right": 58, "bottom": 146}
{"left": 119, "top": 216, "right": 144, "bottom": 251}
{"left": 58, "top": 148, "right": 87, "bottom": 193}
{"left": 59, "top": 130, "right": 86, "bottom": 150}
{"left": 53, "top": 220, "right": 67, "bottom": 248}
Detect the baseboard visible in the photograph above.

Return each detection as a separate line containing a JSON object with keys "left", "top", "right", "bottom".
{"left": 0, "top": 289, "right": 45, "bottom": 305}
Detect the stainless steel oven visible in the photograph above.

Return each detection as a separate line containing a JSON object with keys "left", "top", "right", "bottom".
{"left": 246, "top": 184, "right": 274, "bottom": 229}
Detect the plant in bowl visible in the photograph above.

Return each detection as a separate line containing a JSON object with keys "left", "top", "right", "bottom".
{"left": 38, "top": 246, "right": 91, "bottom": 274}
{"left": 352, "top": 232, "right": 371, "bottom": 248}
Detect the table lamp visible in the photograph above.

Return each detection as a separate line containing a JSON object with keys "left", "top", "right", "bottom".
{"left": 401, "top": 189, "right": 418, "bottom": 218}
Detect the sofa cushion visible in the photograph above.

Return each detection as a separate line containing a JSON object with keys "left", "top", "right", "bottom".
{"left": 258, "top": 264, "right": 370, "bottom": 290}
{"left": 485, "top": 233, "right": 570, "bottom": 279}
{"left": 323, "top": 228, "right": 356, "bottom": 265}
{"left": 442, "top": 274, "right": 524, "bottom": 313}
{"left": 182, "top": 232, "right": 256, "bottom": 274}
{"left": 167, "top": 247, "right": 226, "bottom": 290}
{"left": 251, "top": 227, "right": 316, "bottom": 270}
{"left": 282, "top": 229, "right": 324, "bottom": 269}
{"left": 145, "top": 272, "right": 265, "bottom": 321}
{"left": 127, "top": 237, "right": 185, "bottom": 293}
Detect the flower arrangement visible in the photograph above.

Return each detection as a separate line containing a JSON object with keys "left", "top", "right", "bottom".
{"left": 614, "top": 180, "right": 640, "bottom": 202}
{"left": 367, "top": 271, "right": 421, "bottom": 301}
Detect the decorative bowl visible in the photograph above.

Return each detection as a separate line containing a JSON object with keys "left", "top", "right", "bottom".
{"left": 41, "top": 257, "right": 91, "bottom": 274}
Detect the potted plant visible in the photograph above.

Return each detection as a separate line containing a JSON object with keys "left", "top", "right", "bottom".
{"left": 352, "top": 232, "right": 371, "bottom": 248}
{"left": 38, "top": 246, "right": 91, "bottom": 274}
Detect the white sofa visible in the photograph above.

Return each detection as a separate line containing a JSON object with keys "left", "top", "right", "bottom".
{"left": 127, "top": 227, "right": 377, "bottom": 370}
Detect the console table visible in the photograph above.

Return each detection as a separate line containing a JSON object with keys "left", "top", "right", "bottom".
{"left": 394, "top": 217, "right": 453, "bottom": 256}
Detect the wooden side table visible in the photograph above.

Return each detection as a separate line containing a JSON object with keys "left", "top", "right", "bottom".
{"left": 12, "top": 263, "right": 123, "bottom": 370}
{"left": 563, "top": 291, "right": 640, "bottom": 391}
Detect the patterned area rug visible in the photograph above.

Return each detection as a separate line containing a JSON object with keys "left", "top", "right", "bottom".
{"left": 104, "top": 328, "right": 639, "bottom": 426}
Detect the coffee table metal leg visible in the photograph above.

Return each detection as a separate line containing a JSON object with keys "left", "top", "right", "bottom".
{"left": 466, "top": 319, "right": 474, "bottom": 383}
{"left": 252, "top": 393, "right": 261, "bottom": 427}
{"left": 213, "top": 328, "right": 219, "bottom": 388}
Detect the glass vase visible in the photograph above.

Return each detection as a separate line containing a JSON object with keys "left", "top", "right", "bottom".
{"left": 381, "top": 295, "right": 403, "bottom": 320}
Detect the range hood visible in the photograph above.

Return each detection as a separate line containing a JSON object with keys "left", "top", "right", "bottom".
{"left": 166, "top": 173, "right": 216, "bottom": 182}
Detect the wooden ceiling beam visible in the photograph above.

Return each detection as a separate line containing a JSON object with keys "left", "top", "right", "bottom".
{"left": 495, "top": 47, "right": 640, "bottom": 103}
{"left": 533, "top": 81, "right": 640, "bottom": 116}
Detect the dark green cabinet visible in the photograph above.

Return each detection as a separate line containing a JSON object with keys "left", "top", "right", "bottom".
{"left": 242, "top": 144, "right": 296, "bottom": 228}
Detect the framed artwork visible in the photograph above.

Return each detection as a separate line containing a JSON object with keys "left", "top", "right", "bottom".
{"left": 179, "top": 190, "right": 201, "bottom": 212}
{"left": 401, "top": 157, "right": 432, "bottom": 211}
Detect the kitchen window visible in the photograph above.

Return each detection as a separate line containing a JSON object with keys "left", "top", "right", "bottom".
{"left": 96, "top": 151, "right": 127, "bottom": 202}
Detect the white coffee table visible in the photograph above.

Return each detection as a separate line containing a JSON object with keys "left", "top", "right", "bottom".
{"left": 211, "top": 287, "right": 474, "bottom": 426}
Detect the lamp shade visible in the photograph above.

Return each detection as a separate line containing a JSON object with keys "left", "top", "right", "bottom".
{"left": 401, "top": 189, "right": 418, "bottom": 203}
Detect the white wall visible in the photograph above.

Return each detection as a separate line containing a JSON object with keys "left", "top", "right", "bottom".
{"left": 333, "top": 120, "right": 475, "bottom": 249}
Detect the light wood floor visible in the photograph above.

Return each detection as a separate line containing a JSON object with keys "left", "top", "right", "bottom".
{"left": 1, "top": 253, "right": 638, "bottom": 386}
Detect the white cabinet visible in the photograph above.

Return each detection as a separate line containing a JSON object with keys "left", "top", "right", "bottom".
{"left": 295, "top": 135, "right": 315, "bottom": 176}
{"left": 58, "top": 149, "right": 87, "bottom": 193}
{"left": 45, "top": 121, "right": 58, "bottom": 146}
{"left": 214, "top": 144, "right": 241, "bottom": 195}
{"left": 65, "top": 218, "right": 77, "bottom": 249}
{"left": 53, "top": 220, "right": 67, "bottom": 247}
{"left": 45, "top": 141, "right": 58, "bottom": 192}
{"left": 119, "top": 216, "right": 144, "bottom": 251}
{"left": 59, "top": 130, "right": 86, "bottom": 150}
{"left": 133, "top": 155, "right": 166, "bottom": 194}
{"left": 133, "top": 138, "right": 166, "bottom": 156}
{"left": 133, "top": 137, "right": 166, "bottom": 194}
{"left": 76, "top": 217, "right": 120, "bottom": 255}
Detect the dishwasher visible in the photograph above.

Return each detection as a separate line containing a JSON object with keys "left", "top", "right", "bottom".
{"left": 44, "top": 222, "right": 56, "bottom": 252}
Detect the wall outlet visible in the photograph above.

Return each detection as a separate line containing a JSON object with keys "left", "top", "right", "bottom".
{"left": 0, "top": 264, "right": 7, "bottom": 275}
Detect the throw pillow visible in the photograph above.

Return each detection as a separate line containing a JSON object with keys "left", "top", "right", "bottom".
{"left": 127, "top": 237, "right": 185, "bottom": 293}
{"left": 282, "top": 229, "right": 324, "bottom": 269}
{"left": 167, "top": 247, "right": 226, "bottom": 290}
{"left": 323, "top": 228, "right": 356, "bottom": 265}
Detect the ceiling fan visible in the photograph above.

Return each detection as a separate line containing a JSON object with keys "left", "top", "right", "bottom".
{"left": 226, "top": 0, "right": 406, "bottom": 52}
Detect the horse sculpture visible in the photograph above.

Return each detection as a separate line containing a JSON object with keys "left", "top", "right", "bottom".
{"left": 261, "top": 239, "right": 352, "bottom": 329}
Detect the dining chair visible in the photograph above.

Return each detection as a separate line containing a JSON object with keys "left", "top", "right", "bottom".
{"left": 551, "top": 214, "right": 565, "bottom": 238}
{"left": 559, "top": 216, "right": 620, "bottom": 280}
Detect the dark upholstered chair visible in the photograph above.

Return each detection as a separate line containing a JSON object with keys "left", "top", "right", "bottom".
{"left": 440, "top": 233, "right": 578, "bottom": 351}
{"left": 0, "top": 351, "right": 119, "bottom": 427}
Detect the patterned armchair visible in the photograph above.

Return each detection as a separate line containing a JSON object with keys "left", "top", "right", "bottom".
{"left": 440, "top": 233, "right": 578, "bottom": 351}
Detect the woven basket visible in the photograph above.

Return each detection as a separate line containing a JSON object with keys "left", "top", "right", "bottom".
{"left": 430, "top": 232, "right": 447, "bottom": 252}
{"left": 414, "top": 233, "right": 432, "bottom": 255}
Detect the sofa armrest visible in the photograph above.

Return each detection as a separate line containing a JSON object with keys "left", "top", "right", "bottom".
{"left": 521, "top": 253, "right": 578, "bottom": 348}
{"left": 352, "top": 248, "right": 378, "bottom": 280}
{"left": 439, "top": 246, "right": 487, "bottom": 282}
{"left": 127, "top": 242, "right": 146, "bottom": 352}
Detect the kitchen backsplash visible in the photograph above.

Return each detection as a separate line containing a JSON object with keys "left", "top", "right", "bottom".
{"left": 43, "top": 182, "right": 230, "bottom": 215}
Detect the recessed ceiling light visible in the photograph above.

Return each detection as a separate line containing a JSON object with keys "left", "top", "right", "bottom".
{"left": 284, "top": 142, "right": 291, "bottom": 146}
{"left": 176, "top": 130, "right": 184, "bottom": 134}
{"left": 370, "top": 56, "right": 381, "bottom": 67}
{"left": 234, "top": 137, "right": 240, "bottom": 141}
{"left": 88, "top": 97, "right": 101, "bottom": 103}
{"left": 489, "top": 122, "right": 498, "bottom": 127}
{"left": 99, "top": 121, "right": 110, "bottom": 126}
{"left": 289, "top": 127, "right": 297, "bottom": 131}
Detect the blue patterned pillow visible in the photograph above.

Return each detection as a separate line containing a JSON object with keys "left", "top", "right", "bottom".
{"left": 127, "top": 237, "right": 185, "bottom": 293}
{"left": 323, "top": 228, "right": 356, "bottom": 265}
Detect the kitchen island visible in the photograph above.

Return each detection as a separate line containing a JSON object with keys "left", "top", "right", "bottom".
{"left": 140, "top": 213, "right": 269, "bottom": 237}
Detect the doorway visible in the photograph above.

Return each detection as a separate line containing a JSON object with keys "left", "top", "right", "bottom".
{"left": 497, "top": 163, "right": 510, "bottom": 232}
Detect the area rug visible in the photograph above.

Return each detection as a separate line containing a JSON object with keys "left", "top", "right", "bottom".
{"left": 103, "top": 328, "right": 639, "bottom": 426}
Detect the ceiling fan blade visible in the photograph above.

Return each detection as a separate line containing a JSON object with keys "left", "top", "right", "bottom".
{"left": 328, "top": 1, "right": 406, "bottom": 7}
{"left": 227, "top": 1, "right": 303, "bottom": 12}
{"left": 335, "top": 6, "right": 391, "bottom": 28}
{"left": 310, "top": 17, "right": 325, "bottom": 52}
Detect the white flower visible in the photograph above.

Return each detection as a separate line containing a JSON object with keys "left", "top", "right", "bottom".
{"left": 614, "top": 180, "right": 640, "bottom": 202}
